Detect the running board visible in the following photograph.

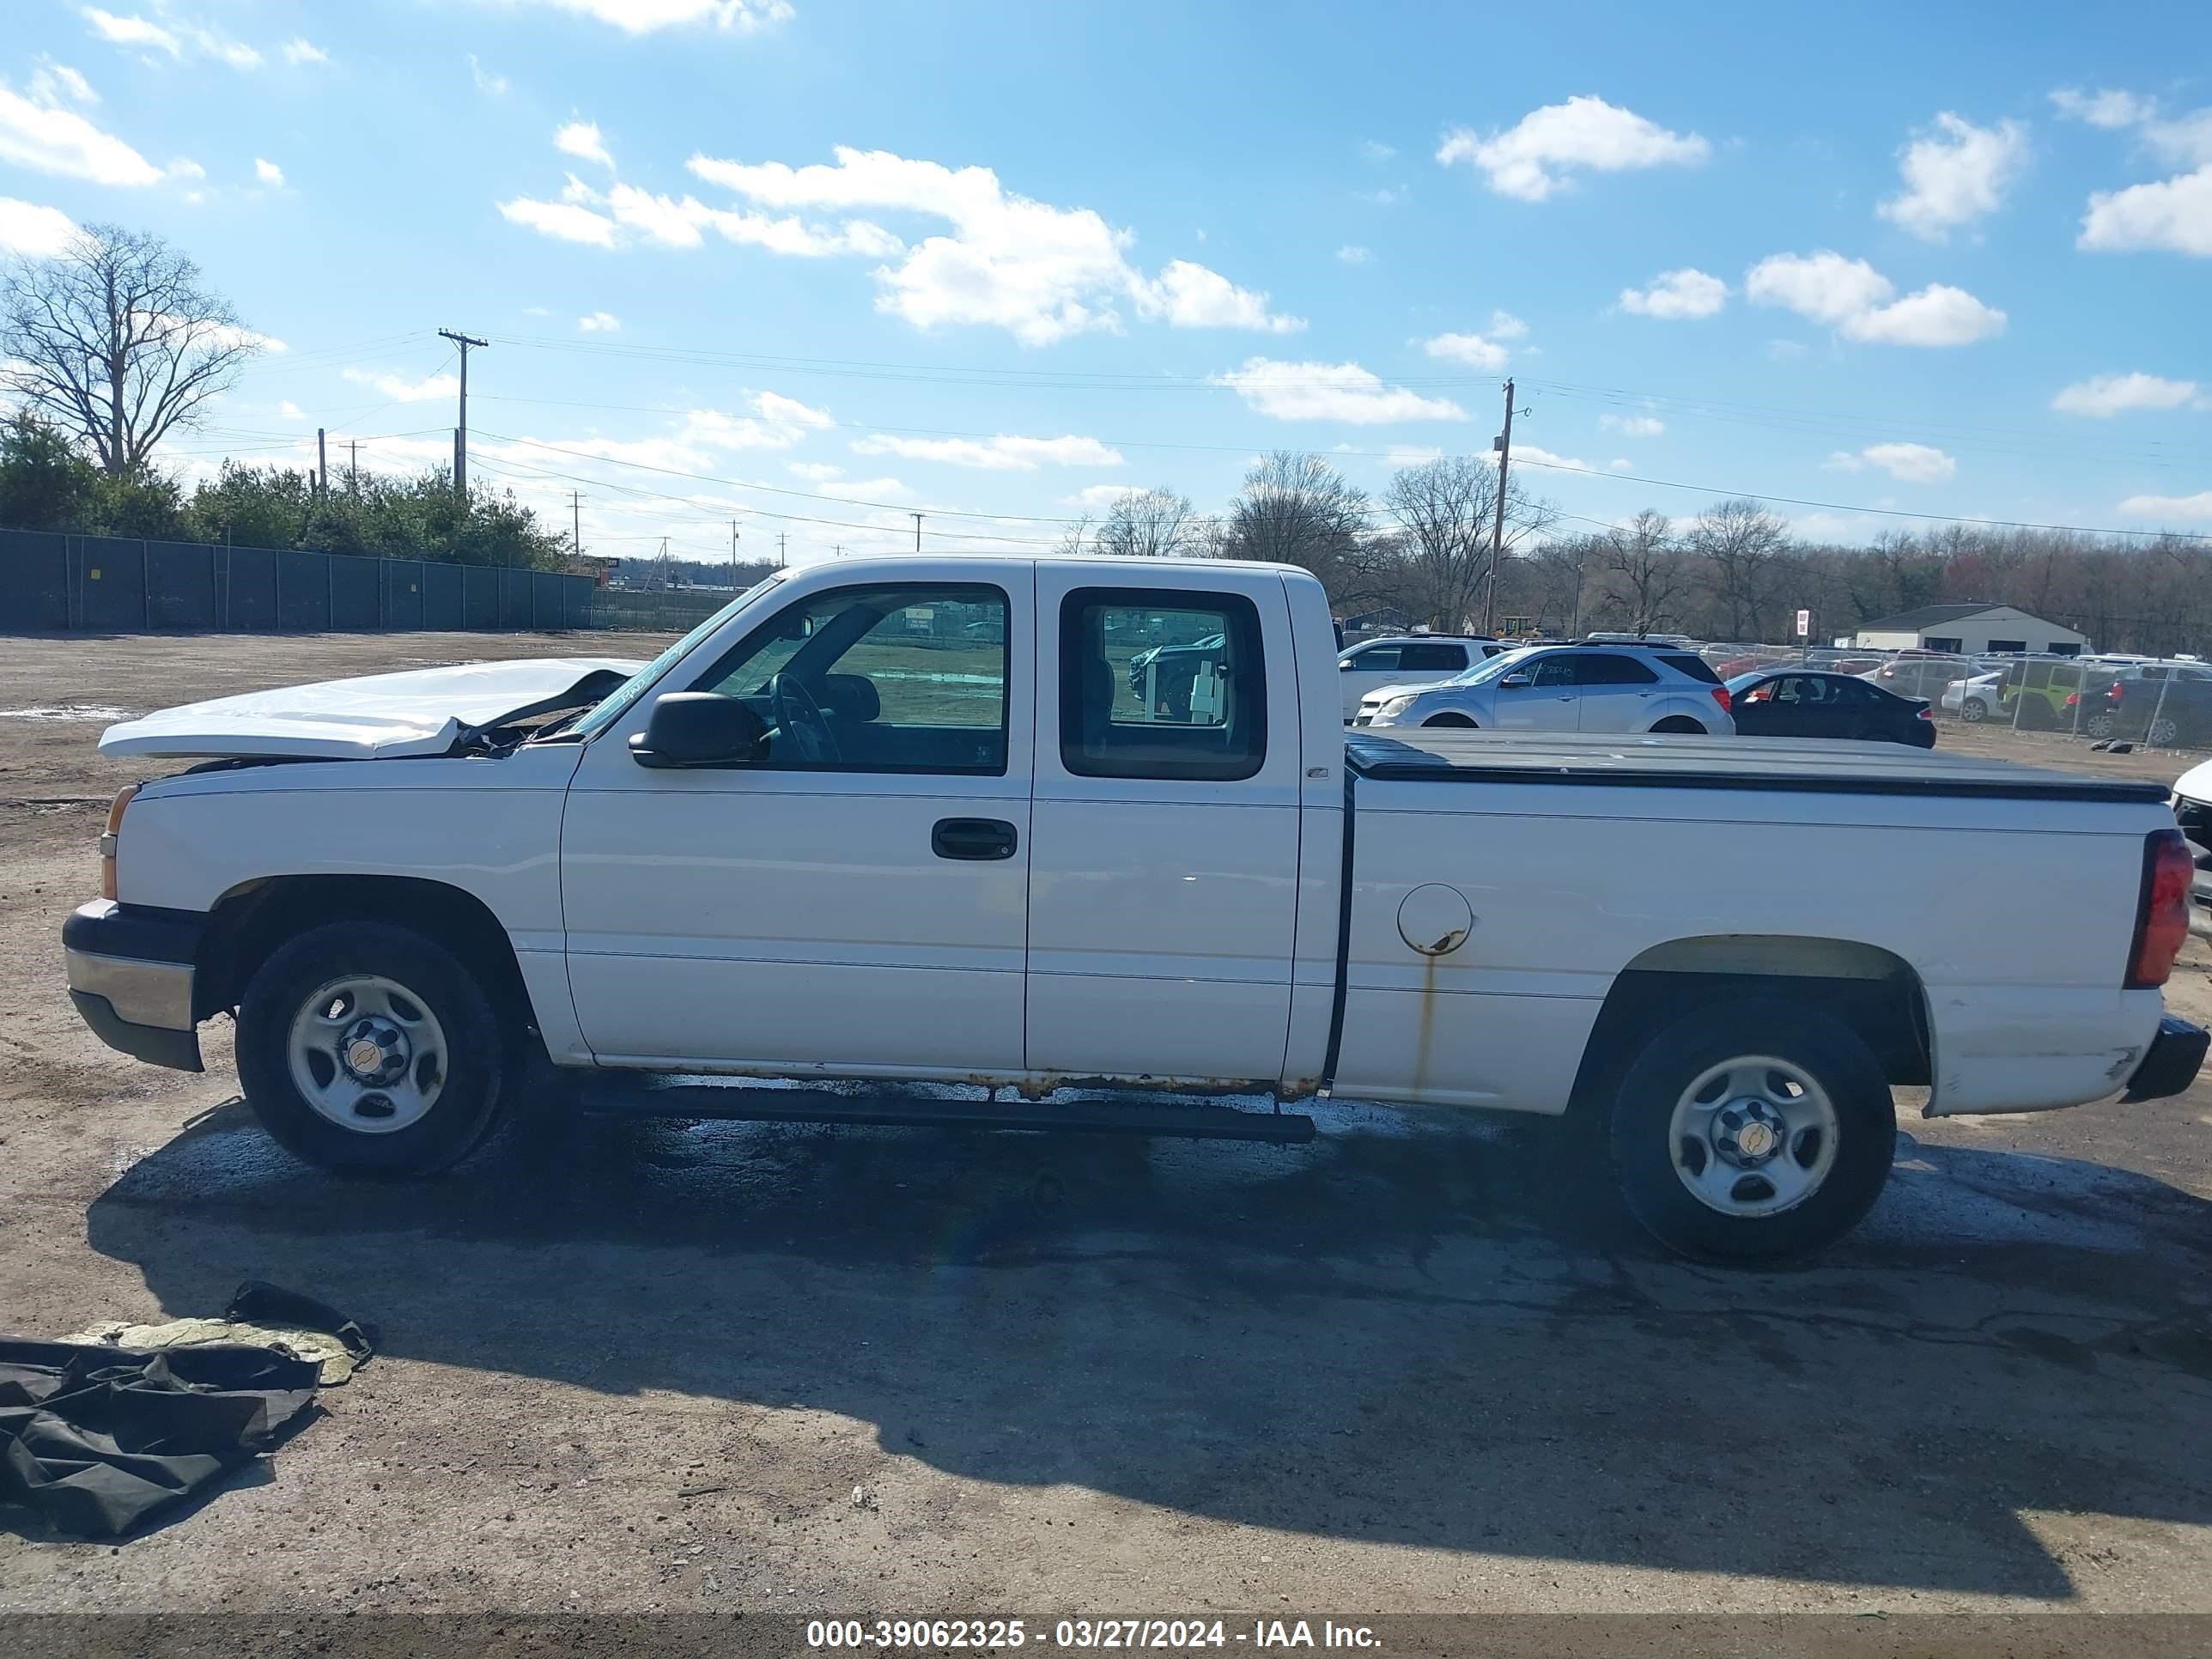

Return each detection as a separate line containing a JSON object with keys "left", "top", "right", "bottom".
{"left": 571, "top": 1079, "right": 1317, "bottom": 1143}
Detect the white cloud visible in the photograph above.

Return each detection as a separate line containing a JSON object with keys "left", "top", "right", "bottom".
{"left": 788, "top": 460, "right": 843, "bottom": 482}
{"left": 1422, "top": 331, "right": 1507, "bottom": 371}
{"left": 0, "top": 196, "right": 79, "bottom": 256}
{"left": 2052, "top": 372, "right": 2202, "bottom": 416}
{"left": 278, "top": 399, "right": 304, "bottom": 419}
{"left": 497, "top": 195, "right": 618, "bottom": 246}
{"left": 577, "top": 310, "right": 621, "bottom": 331}
{"left": 1845, "top": 283, "right": 2007, "bottom": 345}
{"left": 1359, "top": 185, "right": 1407, "bottom": 206}
{"left": 470, "top": 55, "right": 508, "bottom": 96}
{"left": 343, "top": 368, "right": 461, "bottom": 404}
{"left": 1437, "top": 95, "right": 1707, "bottom": 201}
{"left": 1129, "top": 259, "right": 1303, "bottom": 333}
{"left": 1825, "top": 442, "right": 1956, "bottom": 483}
{"left": 2118, "top": 490, "right": 2212, "bottom": 522}
{"left": 676, "top": 146, "right": 1296, "bottom": 344}
{"left": 1766, "top": 338, "right": 1808, "bottom": 362}
{"left": 504, "top": 0, "right": 795, "bottom": 33}
{"left": 1486, "top": 309, "right": 1527, "bottom": 339}
{"left": 2079, "top": 164, "right": 2212, "bottom": 256}
{"left": 1360, "top": 140, "right": 1396, "bottom": 161}
{"left": 1067, "top": 483, "right": 1145, "bottom": 510}
{"left": 28, "top": 63, "right": 98, "bottom": 106}
{"left": 1599, "top": 413, "right": 1664, "bottom": 437}
{"left": 254, "top": 157, "right": 283, "bottom": 186}
{"left": 0, "top": 77, "right": 165, "bottom": 185}
{"left": 850, "top": 432, "right": 1123, "bottom": 471}
{"left": 191, "top": 31, "right": 261, "bottom": 70}
{"left": 1619, "top": 267, "right": 1727, "bottom": 319}
{"left": 1336, "top": 244, "right": 1372, "bottom": 265}
{"left": 1878, "top": 113, "right": 2028, "bottom": 240}
{"left": 1382, "top": 444, "right": 1443, "bottom": 468}
{"left": 2051, "top": 88, "right": 2157, "bottom": 129}
{"left": 81, "top": 9, "right": 179, "bottom": 56}
{"left": 1745, "top": 251, "right": 2005, "bottom": 345}
{"left": 556, "top": 120, "right": 612, "bottom": 168}
{"left": 282, "top": 38, "right": 331, "bottom": 67}
{"left": 1510, "top": 443, "right": 1607, "bottom": 475}
{"left": 1211, "top": 359, "right": 1468, "bottom": 425}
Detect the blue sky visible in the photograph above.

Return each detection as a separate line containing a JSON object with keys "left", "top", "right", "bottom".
{"left": 2, "top": 0, "right": 2208, "bottom": 564}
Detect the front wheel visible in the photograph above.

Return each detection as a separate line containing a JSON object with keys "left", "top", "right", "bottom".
{"left": 1607, "top": 1000, "right": 1895, "bottom": 1263}
{"left": 236, "top": 921, "right": 507, "bottom": 1175}
{"left": 2083, "top": 711, "right": 2118, "bottom": 739}
{"left": 1959, "top": 698, "right": 1987, "bottom": 723}
{"left": 1423, "top": 713, "right": 1478, "bottom": 728}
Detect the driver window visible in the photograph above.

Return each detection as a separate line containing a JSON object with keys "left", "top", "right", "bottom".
{"left": 690, "top": 582, "right": 1009, "bottom": 775}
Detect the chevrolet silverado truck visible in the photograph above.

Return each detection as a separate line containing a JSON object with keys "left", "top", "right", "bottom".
{"left": 64, "top": 556, "right": 2206, "bottom": 1262}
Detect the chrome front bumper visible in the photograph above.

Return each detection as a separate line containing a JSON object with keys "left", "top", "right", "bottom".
{"left": 63, "top": 900, "right": 204, "bottom": 1072}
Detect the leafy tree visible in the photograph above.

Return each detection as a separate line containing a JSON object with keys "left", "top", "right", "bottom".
{"left": 0, "top": 411, "right": 101, "bottom": 531}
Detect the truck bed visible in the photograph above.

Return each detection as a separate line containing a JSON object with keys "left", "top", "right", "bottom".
{"left": 1343, "top": 731, "right": 2169, "bottom": 804}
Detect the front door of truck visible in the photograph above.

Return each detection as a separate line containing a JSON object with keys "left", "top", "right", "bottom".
{"left": 1025, "top": 572, "right": 1300, "bottom": 1085}
{"left": 561, "top": 573, "right": 1035, "bottom": 1074}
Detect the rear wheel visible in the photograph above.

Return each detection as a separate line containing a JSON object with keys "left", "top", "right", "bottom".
{"left": 2148, "top": 715, "right": 2181, "bottom": 746}
{"left": 1650, "top": 716, "right": 1705, "bottom": 734}
{"left": 2084, "top": 710, "right": 2118, "bottom": 739}
{"left": 1607, "top": 1000, "right": 1895, "bottom": 1263}
{"left": 1422, "top": 713, "right": 1478, "bottom": 728}
{"left": 1960, "top": 697, "right": 1988, "bottom": 723}
{"left": 236, "top": 921, "right": 507, "bottom": 1176}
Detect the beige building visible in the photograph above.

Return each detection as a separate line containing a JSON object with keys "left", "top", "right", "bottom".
{"left": 1852, "top": 603, "right": 2089, "bottom": 657}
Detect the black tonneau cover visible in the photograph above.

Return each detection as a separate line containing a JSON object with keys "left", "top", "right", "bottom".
{"left": 1344, "top": 731, "right": 2170, "bottom": 805}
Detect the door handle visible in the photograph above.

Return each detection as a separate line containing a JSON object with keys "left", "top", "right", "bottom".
{"left": 932, "top": 817, "right": 1018, "bottom": 861}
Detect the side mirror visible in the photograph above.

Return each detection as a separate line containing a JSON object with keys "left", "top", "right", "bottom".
{"left": 1499, "top": 672, "right": 1532, "bottom": 688}
{"left": 629, "top": 693, "right": 768, "bottom": 769}
{"left": 1339, "top": 659, "right": 1358, "bottom": 671}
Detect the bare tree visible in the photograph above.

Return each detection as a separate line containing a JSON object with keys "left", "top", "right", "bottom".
{"left": 1222, "top": 451, "right": 1385, "bottom": 604}
{"left": 1687, "top": 496, "right": 1789, "bottom": 639}
{"left": 1097, "top": 487, "right": 1197, "bottom": 557}
{"left": 2, "top": 224, "right": 264, "bottom": 477}
{"left": 1383, "top": 453, "right": 1558, "bottom": 633}
{"left": 1601, "top": 510, "right": 1682, "bottom": 635}
{"left": 1055, "top": 514, "right": 1095, "bottom": 557}
{"left": 1528, "top": 535, "right": 1600, "bottom": 637}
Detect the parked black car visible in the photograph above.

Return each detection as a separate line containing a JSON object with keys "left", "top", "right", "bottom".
{"left": 1724, "top": 670, "right": 1936, "bottom": 748}
{"left": 2068, "top": 672, "right": 2212, "bottom": 746}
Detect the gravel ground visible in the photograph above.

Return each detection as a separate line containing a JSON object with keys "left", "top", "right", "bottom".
{"left": 1, "top": 630, "right": 2209, "bottom": 1630}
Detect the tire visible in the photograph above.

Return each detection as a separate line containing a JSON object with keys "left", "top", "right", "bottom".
{"left": 1607, "top": 1000, "right": 1895, "bottom": 1264}
{"left": 1959, "top": 698, "right": 1987, "bottom": 723}
{"left": 2084, "top": 711, "right": 2117, "bottom": 739}
{"left": 236, "top": 921, "right": 507, "bottom": 1176}
{"left": 1650, "top": 717, "right": 1706, "bottom": 734}
{"left": 2148, "top": 716, "right": 2180, "bottom": 747}
{"left": 1423, "top": 713, "right": 1478, "bottom": 728}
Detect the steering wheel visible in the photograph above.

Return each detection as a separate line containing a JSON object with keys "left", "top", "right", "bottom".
{"left": 769, "top": 673, "right": 843, "bottom": 763}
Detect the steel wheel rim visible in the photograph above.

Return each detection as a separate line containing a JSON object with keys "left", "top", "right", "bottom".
{"left": 287, "top": 973, "right": 449, "bottom": 1135}
{"left": 1666, "top": 1054, "right": 1839, "bottom": 1218}
{"left": 2150, "top": 717, "right": 2179, "bottom": 746}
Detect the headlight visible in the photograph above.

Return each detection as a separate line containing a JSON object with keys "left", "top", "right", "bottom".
{"left": 1373, "top": 695, "right": 1417, "bottom": 720}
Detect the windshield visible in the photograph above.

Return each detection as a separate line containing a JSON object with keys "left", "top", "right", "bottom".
{"left": 564, "top": 576, "right": 783, "bottom": 740}
{"left": 1449, "top": 647, "right": 1540, "bottom": 686}
{"left": 1724, "top": 671, "right": 1765, "bottom": 693}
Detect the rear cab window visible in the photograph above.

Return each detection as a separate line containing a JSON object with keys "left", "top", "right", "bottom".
{"left": 1577, "top": 653, "right": 1660, "bottom": 685}
{"left": 1061, "top": 587, "right": 1266, "bottom": 781}
{"left": 1659, "top": 653, "right": 1721, "bottom": 684}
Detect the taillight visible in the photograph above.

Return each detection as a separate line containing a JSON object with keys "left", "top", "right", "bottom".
{"left": 2127, "top": 828, "right": 2192, "bottom": 989}
{"left": 99, "top": 784, "right": 137, "bottom": 901}
{"left": 1916, "top": 707, "right": 1932, "bottom": 720}
{"left": 2064, "top": 692, "right": 2080, "bottom": 707}
{"left": 1709, "top": 686, "right": 1732, "bottom": 714}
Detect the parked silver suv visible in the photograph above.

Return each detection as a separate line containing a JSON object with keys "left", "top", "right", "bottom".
{"left": 1357, "top": 642, "right": 1738, "bottom": 735}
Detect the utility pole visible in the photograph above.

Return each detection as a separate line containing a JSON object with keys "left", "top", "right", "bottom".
{"left": 776, "top": 532, "right": 787, "bottom": 568}
{"left": 316, "top": 427, "right": 326, "bottom": 495}
{"left": 730, "top": 520, "right": 739, "bottom": 588}
{"left": 1483, "top": 378, "right": 1516, "bottom": 636}
{"left": 572, "top": 490, "right": 584, "bottom": 562}
{"left": 347, "top": 438, "right": 360, "bottom": 489}
{"left": 910, "top": 512, "right": 923, "bottom": 553}
{"left": 437, "top": 329, "right": 489, "bottom": 499}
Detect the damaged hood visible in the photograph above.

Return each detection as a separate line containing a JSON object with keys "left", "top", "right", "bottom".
{"left": 98, "top": 657, "right": 646, "bottom": 761}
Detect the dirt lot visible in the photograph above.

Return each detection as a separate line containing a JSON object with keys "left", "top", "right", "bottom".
{"left": 2, "top": 631, "right": 2210, "bottom": 1630}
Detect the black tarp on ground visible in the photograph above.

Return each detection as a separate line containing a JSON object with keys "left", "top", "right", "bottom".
{"left": 0, "top": 1339, "right": 319, "bottom": 1537}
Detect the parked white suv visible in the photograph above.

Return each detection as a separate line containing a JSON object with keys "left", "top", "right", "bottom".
{"left": 1356, "top": 643, "right": 1737, "bottom": 734}
{"left": 1336, "top": 635, "right": 1506, "bottom": 719}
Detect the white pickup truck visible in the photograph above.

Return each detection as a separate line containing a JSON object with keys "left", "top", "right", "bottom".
{"left": 64, "top": 555, "right": 2205, "bottom": 1262}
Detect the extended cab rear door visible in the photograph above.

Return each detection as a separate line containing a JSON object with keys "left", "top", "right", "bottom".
{"left": 1026, "top": 569, "right": 1303, "bottom": 1085}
